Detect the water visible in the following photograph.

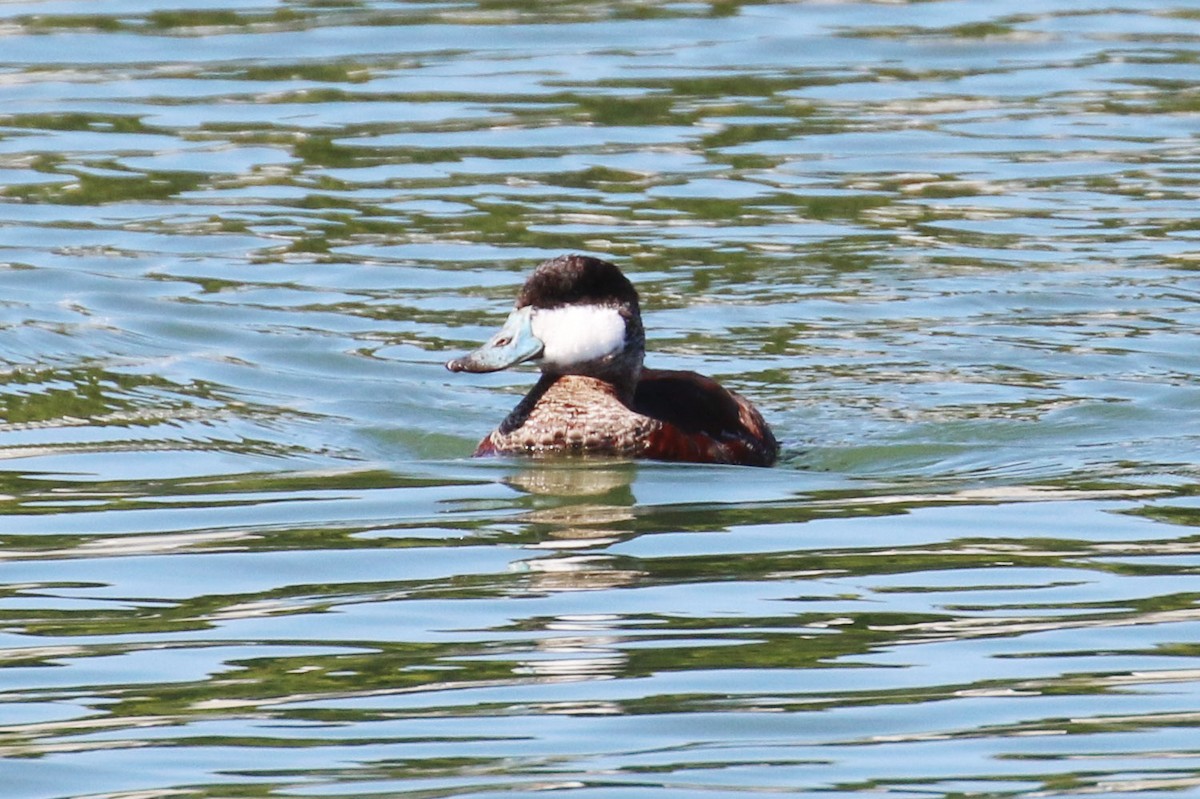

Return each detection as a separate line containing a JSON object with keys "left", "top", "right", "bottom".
{"left": 2, "top": 1, "right": 1200, "bottom": 797}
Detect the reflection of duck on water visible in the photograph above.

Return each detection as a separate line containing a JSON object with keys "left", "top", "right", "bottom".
{"left": 447, "top": 255, "right": 778, "bottom": 466}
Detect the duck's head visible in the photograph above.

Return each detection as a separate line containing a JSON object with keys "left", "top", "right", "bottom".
{"left": 447, "top": 255, "right": 645, "bottom": 395}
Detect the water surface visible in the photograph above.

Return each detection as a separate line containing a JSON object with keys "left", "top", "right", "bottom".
{"left": 2, "top": 1, "right": 1200, "bottom": 797}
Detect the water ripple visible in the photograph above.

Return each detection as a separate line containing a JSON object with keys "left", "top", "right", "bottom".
{"left": 2, "top": 1, "right": 1200, "bottom": 797}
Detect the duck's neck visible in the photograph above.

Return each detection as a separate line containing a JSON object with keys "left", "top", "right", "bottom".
{"left": 544, "top": 346, "right": 643, "bottom": 405}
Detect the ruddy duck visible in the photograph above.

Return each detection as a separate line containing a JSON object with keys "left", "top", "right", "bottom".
{"left": 446, "top": 255, "right": 778, "bottom": 467}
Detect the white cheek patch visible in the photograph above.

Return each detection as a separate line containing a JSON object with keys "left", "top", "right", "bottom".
{"left": 530, "top": 305, "right": 627, "bottom": 368}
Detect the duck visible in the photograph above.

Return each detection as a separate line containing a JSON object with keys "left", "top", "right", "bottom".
{"left": 446, "top": 254, "right": 778, "bottom": 467}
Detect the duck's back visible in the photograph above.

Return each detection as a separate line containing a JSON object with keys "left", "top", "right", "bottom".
{"left": 633, "top": 368, "right": 778, "bottom": 467}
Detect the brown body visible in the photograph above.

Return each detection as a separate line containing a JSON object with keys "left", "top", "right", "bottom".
{"left": 475, "top": 369, "right": 778, "bottom": 467}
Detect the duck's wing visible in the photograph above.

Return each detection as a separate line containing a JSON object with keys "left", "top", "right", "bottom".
{"left": 633, "top": 369, "right": 778, "bottom": 467}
